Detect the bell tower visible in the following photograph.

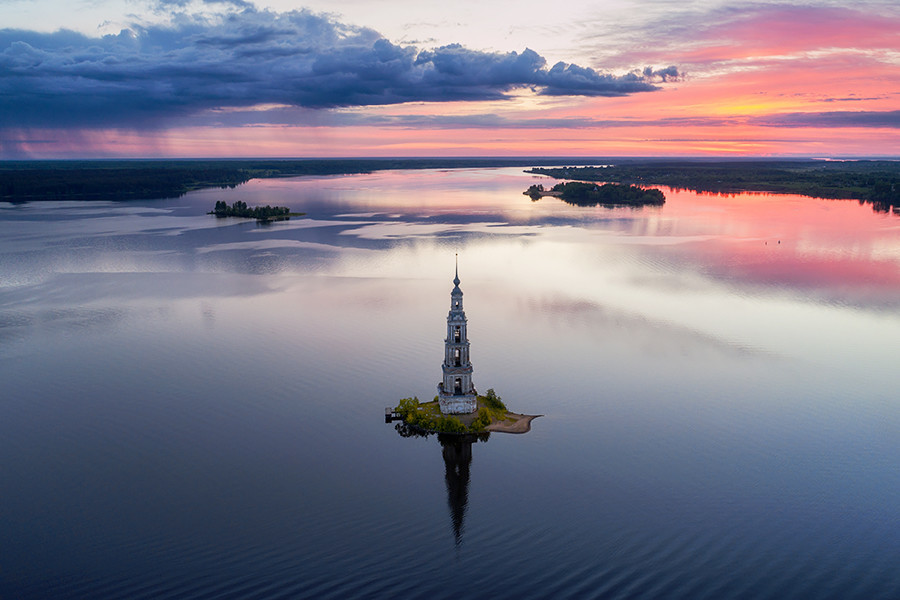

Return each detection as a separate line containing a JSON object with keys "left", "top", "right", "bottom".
{"left": 438, "top": 255, "right": 477, "bottom": 414}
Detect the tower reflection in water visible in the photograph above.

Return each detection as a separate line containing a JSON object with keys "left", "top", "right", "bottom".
{"left": 395, "top": 422, "right": 489, "bottom": 545}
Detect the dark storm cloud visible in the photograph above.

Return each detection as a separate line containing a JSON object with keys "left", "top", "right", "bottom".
{"left": 0, "top": 8, "right": 676, "bottom": 129}
{"left": 752, "top": 111, "right": 900, "bottom": 128}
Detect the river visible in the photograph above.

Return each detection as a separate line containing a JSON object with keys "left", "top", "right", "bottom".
{"left": 1, "top": 167, "right": 898, "bottom": 598}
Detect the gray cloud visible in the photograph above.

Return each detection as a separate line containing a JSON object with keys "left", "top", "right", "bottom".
{"left": 821, "top": 96, "right": 885, "bottom": 103}
{"left": 0, "top": 8, "right": 677, "bottom": 130}
{"left": 190, "top": 107, "right": 729, "bottom": 130}
{"left": 751, "top": 111, "right": 900, "bottom": 128}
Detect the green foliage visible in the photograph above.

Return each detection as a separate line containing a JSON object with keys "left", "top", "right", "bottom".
{"left": 482, "top": 388, "right": 506, "bottom": 412}
{"left": 395, "top": 392, "right": 511, "bottom": 434}
{"left": 470, "top": 407, "right": 493, "bottom": 431}
{"left": 213, "top": 200, "right": 291, "bottom": 220}
{"left": 395, "top": 397, "right": 467, "bottom": 433}
{"left": 395, "top": 397, "right": 420, "bottom": 417}
{"left": 434, "top": 415, "right": 467, "bottom": 434}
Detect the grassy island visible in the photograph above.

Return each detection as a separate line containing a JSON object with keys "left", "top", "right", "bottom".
{"left": 210, "top": 200, "right": 304, "bottom": 221}
{"left": 527, "top": 159, "right": 900, "bottom": 213}
{"left": 393, "top": 389, "right": 538, "bottom": 435}
{"left": 525, "top": 181, "right": 666, "bottom": 206}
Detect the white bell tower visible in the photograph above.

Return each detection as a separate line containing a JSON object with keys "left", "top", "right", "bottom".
{"left": 438, "top": 255, "right": 477, "bottom": 414}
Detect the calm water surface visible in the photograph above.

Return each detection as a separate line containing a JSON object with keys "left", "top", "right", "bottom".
{"left": 1, "top": 168, "right": 899, "bottom": 598}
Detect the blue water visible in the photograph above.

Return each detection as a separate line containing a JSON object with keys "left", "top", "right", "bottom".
{"left": 1, "top": 168, "right": 899, "bottom": 598}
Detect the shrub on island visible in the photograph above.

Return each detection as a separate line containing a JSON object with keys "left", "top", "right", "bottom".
{"left": 394, "top": 389, "right": 509, "bottom": 434}
{"left": 482, "top": 388, "right": 506, "bottom": 412}
{"left": 470, "top": 407, "right": 492, "bottom": 431}
{"left": 396, "top": 397, "right": 469, "bottom": 433}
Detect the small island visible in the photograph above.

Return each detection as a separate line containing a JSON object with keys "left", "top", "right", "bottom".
{"left": 391, "top": 389, "right": 539, "bottom": 435}
{"left": 525, "top": 181, "right": 666, "bottom": 206}
{"left": 210, "top": 200, "right": 304, "bottom": 222}
{"left": 386, "top": 260, "right": 539, "bottom": 436}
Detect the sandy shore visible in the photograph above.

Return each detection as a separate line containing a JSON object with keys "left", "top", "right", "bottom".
{"left": 486, "top": 412, "right": 541, "bottom": 434}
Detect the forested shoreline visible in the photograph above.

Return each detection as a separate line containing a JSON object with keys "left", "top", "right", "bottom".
{"left": 1, "top": 158, "right": 898, "bottom": 210}
{"left": 0, "top": 158, "right": 595, "bottom": 202}
{"left": 527, "top": 160, "right": 900, "bottom": 213}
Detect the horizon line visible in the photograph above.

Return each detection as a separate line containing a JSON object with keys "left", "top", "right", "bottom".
{"left": 2, "top": 155, "right": 899, "bottom": 162}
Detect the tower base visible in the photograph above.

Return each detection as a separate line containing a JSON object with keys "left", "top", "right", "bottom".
{"left": 437, "top": 385, "right": 477, "bottom": 415}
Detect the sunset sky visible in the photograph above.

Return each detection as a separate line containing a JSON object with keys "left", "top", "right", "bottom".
{"left": 1, "top": 0, "right": 898, "bottom": 158}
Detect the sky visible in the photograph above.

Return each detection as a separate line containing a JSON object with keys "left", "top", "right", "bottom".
{"left": 1, "top": 0, "right": 898, "bottom": 158}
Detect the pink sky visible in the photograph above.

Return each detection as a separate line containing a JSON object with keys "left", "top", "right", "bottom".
{"left": 1, "top": 2, "right": 897, "bottom": 158}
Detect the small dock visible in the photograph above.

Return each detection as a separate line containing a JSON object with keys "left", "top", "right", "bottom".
{"left": 385, "top": 407, "right": 403, "bottom": 423}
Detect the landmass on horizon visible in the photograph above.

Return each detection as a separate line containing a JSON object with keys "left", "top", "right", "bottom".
{"left": 528, "top": 162, "right": 900, "bottom": 213}
{"left": 2, "top": 158, "right": 897, "bottom": 214}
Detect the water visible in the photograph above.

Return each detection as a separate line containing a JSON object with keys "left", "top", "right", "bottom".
{"left": 1, "top": 168, "right": 899, "bottom": 598}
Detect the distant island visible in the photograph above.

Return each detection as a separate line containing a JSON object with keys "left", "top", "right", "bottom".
{"left": 525, "top": 181, "right": 666, "bottom": 206}
{"left": 210, "top": 200, "right": 303, "bottom": 221}
{"left": 527, "top": 160, "right": 900, "bottom": 213}
{"left": 391, "top": 389, "right": 539, "bottom": 435}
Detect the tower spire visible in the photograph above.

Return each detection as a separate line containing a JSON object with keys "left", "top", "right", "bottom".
{"left": 454, "top": 253, "right": 460, "bottom": 287}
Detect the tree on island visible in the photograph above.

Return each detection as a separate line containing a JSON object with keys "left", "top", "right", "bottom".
{"left": 526, "top": 184, "right": 546, "bottom": 200}
{"left": 525, "top": 181, "right": 666, "bottom": 206}
{"left": 212, "top": 200, "right": 295, "bottom": 220}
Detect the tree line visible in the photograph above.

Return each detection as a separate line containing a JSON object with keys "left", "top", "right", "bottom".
{"left": 527, "top": 160, "right": 900, "bottom": 213}
{"left": 0, "top": 158, "right": 600, "bottom": 202}
{"left": 212, "top": 200, "right": 292, "bottom": 220}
